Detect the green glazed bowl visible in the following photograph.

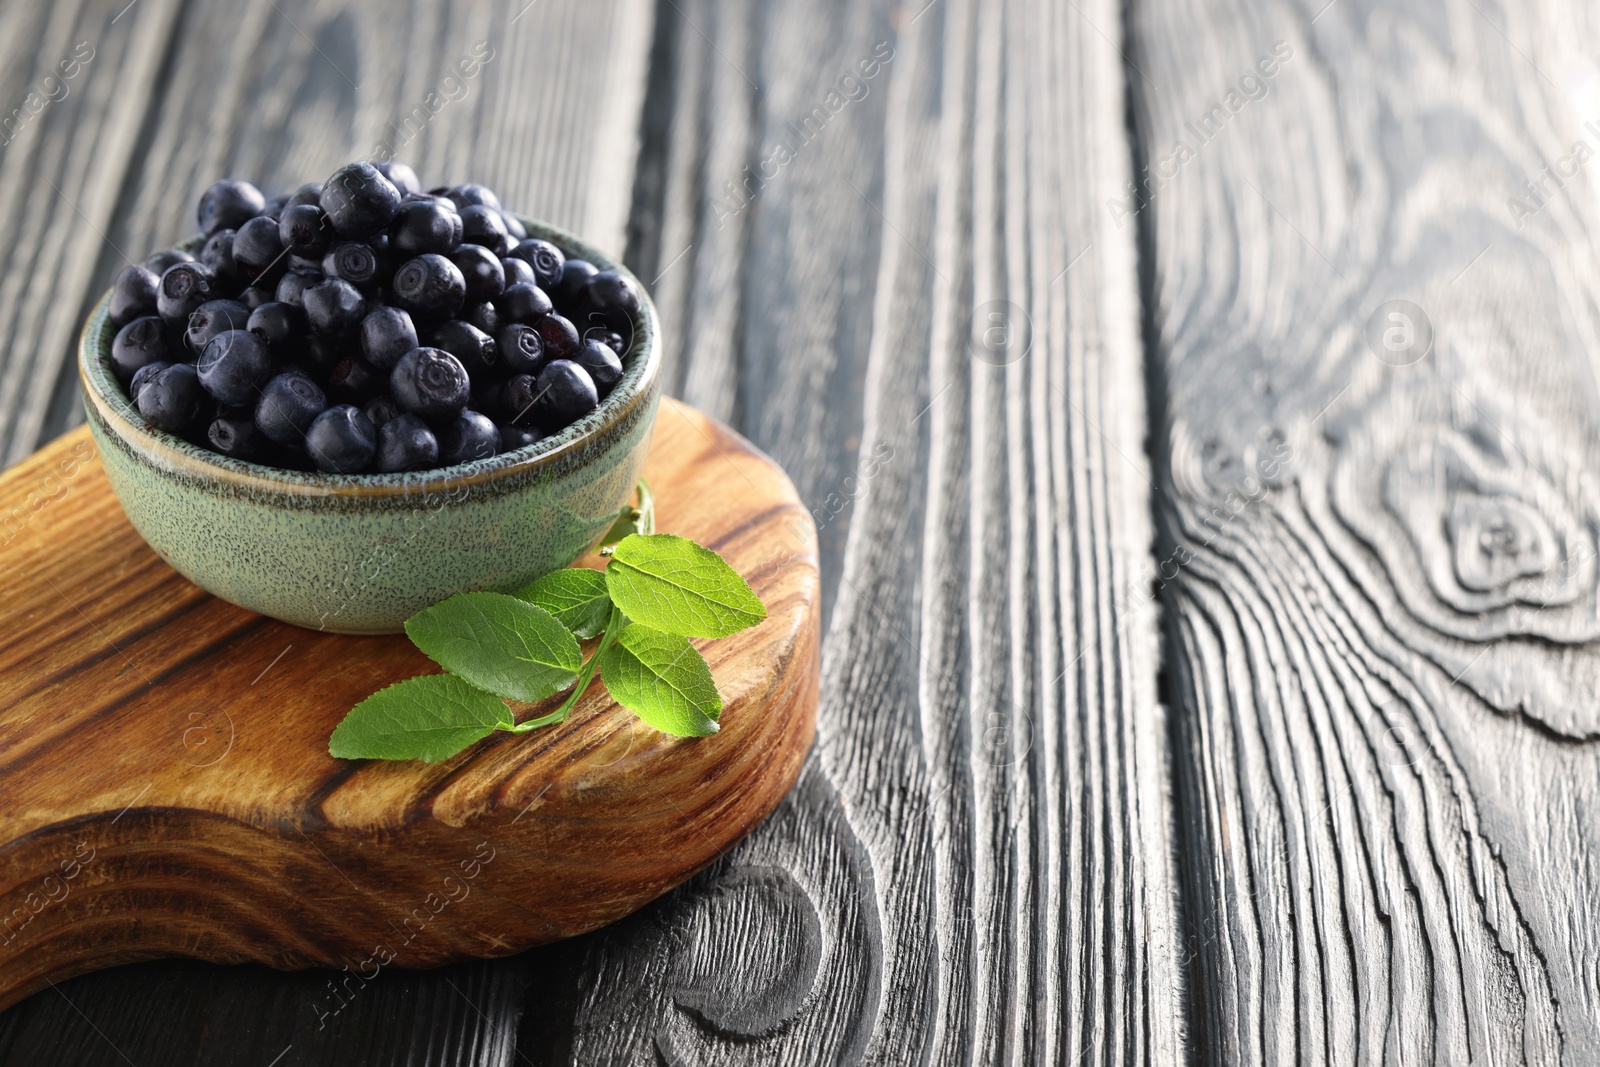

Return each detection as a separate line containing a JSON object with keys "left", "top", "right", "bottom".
{"left": 79, "top": 218, "right": 660, "bottom": 634}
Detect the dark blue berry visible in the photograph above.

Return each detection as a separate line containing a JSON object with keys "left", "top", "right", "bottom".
{"left": 185, "top": 299, "right": 251, "bottom": 354}
{"left": 535, "top": 313, "right": 581, "bottom": 361}
{"left": 207, "top": 414, "right": 269, "bottom": 461}
{"left": 157, "top": 262, "right": 216, "bottom": 328}
{"left": 262, "top": 194, "right": 288, "bottom": 219}
{"left": 586, "top": 327, "right": 627, "bottom": 355}
{"left": 137, "top": 362, "right": 207, "bottom": 432}
{"left": 459, "top": 205, "right": 509, "bottom": 255}
{"left": 360, "top": 307, "right": 417, "bottom": 370}
{"left": 500, "top": 211, "right": 527, "bottom": 241}
{"left": 445, "top": 183, "right": 501, "bottom": 211}
{"left": 431, "top": 320, "right": 497, "bottom": 378}
{"left": 572, "top": 338, "right": 624, "bottom": 396}
{"left": 320, "top": 162, "right": 402, "bottom": 239}
{"left": 376, "top": 413, "right": 438, "bottom": 472}
{"left": 374, "top": 162, "right": 422, "bottom": 196}
{"left": 199, "top": 230, "right": 245, "bottom": 291}
{"left": 285, "top": 183, "right": 323, "bottom": 210}
{"left": 363, "top": 394, "right": 402, "bottom": 428}
{"left": 500, "top": 374, "right": 542, "bottom": 425}
{"left": 247, "top": 301, "right": 306, "bottom": 352}
{"left": 198, "top": 180, "right": 266, "bottom": 235}
{"left": 145, "top": 248, "right": 194, "bottom": 274}
{"left": 437, "top": 410, "right": 500, "bottom": 465}
{"left": 322, "top": 241, "right": 381, "bottom": 288}
{"left": 233, "top": 216, "right": 287, "bottom": 283}
{"left": 112, "top": 316, "right": 170, "bottom": 382}
{"left": 110, "top": 264, "right": 160, "bottom": 328}
{"left": 496, "top": 282, "right": 553, "bottom": 324}
{"left": 585, "top": 270, "right": 642, "bottom": 318}
{"left": 255, "top": 372, "right": 326, "bottom": 446}
{"left": 392, "top": 253, "right": 466, "bottom": 319}
{"left": 553, "top": 259, "right": 598, "bottom": 306}
{"left": 304, "top": 404, "right": 376, "bottom": 473}
{"left": 197, "top": 329, "right": 273, "bottom": 406}
{"left": 501, "top": 256, "right": 537, "bottom": 289}
{"left": 390, "top": 347, "right": 469, "bottom": 421}
{"left": 129, "top": 361, "right": 173, "bottom": 406}
{"left": 531, "top": 359, "right": 598, "bottom": 431}
{"left": 390, "top": 199, "right": 462, "bottom": 256}
{"left": 497, "top": 423, "right": 544, "bottom": 450}
{"left": 579, "top": 273, "right": 640, "bottom": 335}
{"left": 279, "top": 203, "right": 332, "bottom": 257}
{"left": 462, "top": 300, "right": 500, "bottom": 336}
{"left": 450, "top": 245, "right": 505, "bottom": 304}
{"left": 275, "top": 270, "right": 320, "bottom": 308}
{"left": 510, "top": 239, "right": 565, "bottom": 290}
{"left": 287, "top": 253, "right": 325, "bottom": 275}
{"left": 240, "top": 286, "right": 275, "bottom": 310}
{"left": 303, "top": 278, "right": 367, "bottom": 337}
{"left": 496, "top": 322, "right": 546, "bottom": 375}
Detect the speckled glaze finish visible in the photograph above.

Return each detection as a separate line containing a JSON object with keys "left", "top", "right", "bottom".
{"left": 79, "top": 218, "right": 660, "bottom": 634}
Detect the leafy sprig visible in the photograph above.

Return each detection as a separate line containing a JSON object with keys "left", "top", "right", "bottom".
{"left": 328, "top": 480, "right": 767, "bottom": 762}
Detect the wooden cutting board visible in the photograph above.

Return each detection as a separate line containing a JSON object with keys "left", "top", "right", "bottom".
{"left": 0, "top": 398, "right": 818, "bottom": 1013}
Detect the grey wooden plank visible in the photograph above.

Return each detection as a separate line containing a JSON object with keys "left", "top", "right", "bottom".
{"left": 0, "top": 0, "right": 185, "bottom": 463}
{"left": 544, "top": 0, "right": 1185, "bottom": 1061}
{"left": 0, "top": 959, "right": 526, "bottom": 1067}
{"left": 1127, "top": 0, "right": 1600, "bottom": 1060}
{"left": 93, "top": 0, "right": 648, "bottom": 265}
{"left": 0, "top": 1, "right": 653, "bottom": 1064}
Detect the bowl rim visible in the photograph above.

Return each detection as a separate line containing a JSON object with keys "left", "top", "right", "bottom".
{"left": 79, "top": 214, "right": 659, "bottom": 499}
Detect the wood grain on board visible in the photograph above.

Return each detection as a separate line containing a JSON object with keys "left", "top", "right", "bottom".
{"left": 0, "top": 398, "right": 817, "bottom": 1018}
{"left": 1127, "top": 0, "right": 1600, "bottom": 1060}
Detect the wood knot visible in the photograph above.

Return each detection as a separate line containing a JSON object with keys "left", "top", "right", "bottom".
{"left": 1448, "top": 493, "right": 1564, "bottom": 597}
{"left": 1330, "top": 382, "right": 1600, "bottom": 737}
{"left": 669, "top": 864, "right": 822, "bottom": 1037}
{"left": 1168, "top": 417, "right": 1294, "bottom": 507}
{"left": 1382, "top": 429, "right": 1594, "bottom": 618}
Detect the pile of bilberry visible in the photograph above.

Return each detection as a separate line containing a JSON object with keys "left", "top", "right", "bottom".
{"left": 107, "top": 161, "right": 642, "bottom": 474}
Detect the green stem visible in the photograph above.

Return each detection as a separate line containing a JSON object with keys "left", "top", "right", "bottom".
{"left": 505, "top": 477, "right": 648, "bottom": 735}
{"left": 508, "top": 602, "right": 625, "bottom": 732}
{"left": 635, "top": 477, "right": 656, "bottom": 535}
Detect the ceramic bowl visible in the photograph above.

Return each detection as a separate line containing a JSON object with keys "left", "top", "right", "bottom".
{"left": 79, "top": 218, "right": 660, "bottom": 634}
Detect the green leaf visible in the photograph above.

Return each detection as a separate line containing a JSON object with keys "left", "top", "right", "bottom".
{"left": 514, "top": 568, "right": 612, "bottom": 639}
{"left": 605, "top": 534, "right": 767, "bottom": 638}
{"left": 598, "top": 624, "right": 722, "bottom": 737}
{"left": 329, "top": 674, "right": 513, "bottom": 762}
{"left": 405, "top": 592, "right": 581, "bottom": 702}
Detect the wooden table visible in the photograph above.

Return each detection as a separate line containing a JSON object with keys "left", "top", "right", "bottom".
{"left": 1, "top": 0, "right": 1595, "bottom": 1062}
